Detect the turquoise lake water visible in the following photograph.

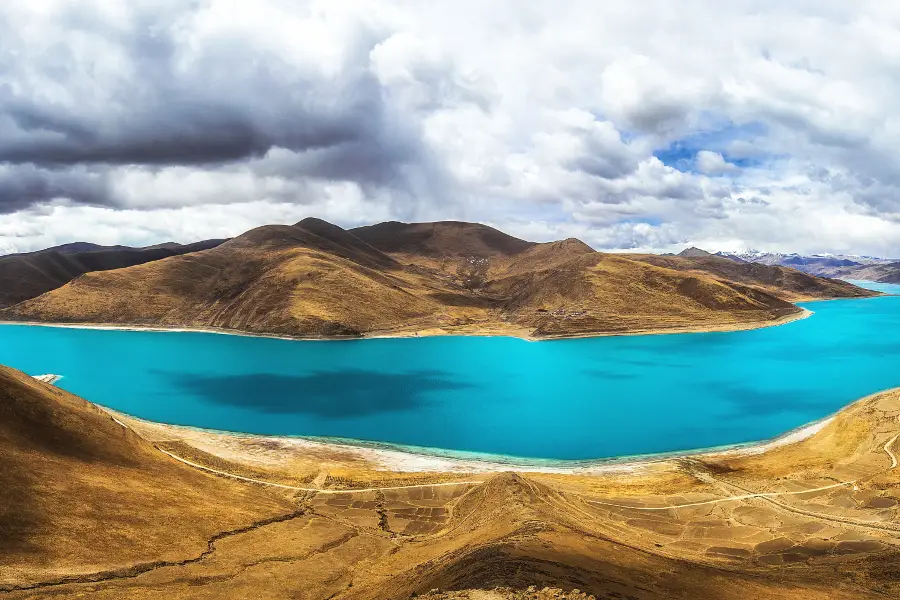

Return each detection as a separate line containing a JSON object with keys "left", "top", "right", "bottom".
{"left": 1, "top": 281, "right": 899, "bottom": 462}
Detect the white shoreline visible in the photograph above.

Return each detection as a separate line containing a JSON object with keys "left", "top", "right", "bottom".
{"left": 102, "top": 405, "right": 835, "bottom": 475}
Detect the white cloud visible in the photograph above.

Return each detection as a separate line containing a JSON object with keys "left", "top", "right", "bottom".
{"left": 696, "top": 151, "right": 740, "bottom": 175}
{"left": 3, "top": 1, "right": 900, "bottom": 257}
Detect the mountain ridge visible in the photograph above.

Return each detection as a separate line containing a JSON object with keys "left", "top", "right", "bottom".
{"left": 0, "top": 239, "right": 226, "bottom": 309}
{"left": 709, "top": 247, "right": 900, "bottom": 282}
{"left": 0, "top": 219, "right": 878, "bottom": 339}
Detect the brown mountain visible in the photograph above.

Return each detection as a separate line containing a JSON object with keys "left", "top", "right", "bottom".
{"left": 351, "top": 220, "right": 535, "bottom": 259}
{"left": 0, "top": 219, "right": 878, "bottom": 339}
{"left": 0, "top": 239, "right": 225, "bottom": 309}
{"left": 677, "top": 246, "right": 715, "bottom": 258}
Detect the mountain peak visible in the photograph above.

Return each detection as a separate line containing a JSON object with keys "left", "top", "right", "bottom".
{"left": 678, "top": 246, "right": 714, "bottom": 258}
{"left": 351, "top": 220, "right": 535, "bottom": 258}
{"left": 294, "top": 216, "right": 337, "bottom": 229}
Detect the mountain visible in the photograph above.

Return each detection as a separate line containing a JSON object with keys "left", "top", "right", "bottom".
{"left": 715, "top": 249, "right": 900, "bottom": 281}
{"left": 351, "top": 220, "right": 536, "bottom": 259}
{"left": 0, "top": 239, "right": 226, "bottom": 309}
{"left": 633, "top": 252, "right": 875, "bottom": 302}
{"left": 0, "top": 365, "right": 292, "bottom": 588}
{"left": 42, "top": 242, "right": 130, "bottom": 254}
{"left": 677, "top": 246, "right": 715, "bottom": 258}
{"left": 876, "top": 262, "right": 900, "bottom": 283}
{"left": 0, "top": 219, "right": 878, "bottom": 339}
{"left": 836, "top": 260, "right": 900, "bottom": 283}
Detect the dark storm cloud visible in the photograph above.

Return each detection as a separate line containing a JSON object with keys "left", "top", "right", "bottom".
{"left": 1, "top": 96, "right": 365, "bottom": 167}
{"left": 0, "top": 41, "right": 384, "bottom": 167}
{"left": 0, "top": 166, "right": 112, "bottom": 214}
{"left": 0, "top": 3, "right": 447, "bottom": 212}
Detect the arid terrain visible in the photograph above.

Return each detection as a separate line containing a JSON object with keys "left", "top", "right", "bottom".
{"left": 2, "top": 364, "right": 900, "bottom": 599}
{"left": 0, "top": 239, "right": 225, "bottom": 309}
{"left": 0, "top": 219, "right": 877, "bottom": 340}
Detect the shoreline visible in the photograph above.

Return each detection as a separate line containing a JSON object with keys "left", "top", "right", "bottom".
{"left": 0, "top": 306, "right": 814, "bottom": 343}
{"left": 11, "top": 296, "right": 882, "bottom": 475}
{"left": 100, "top": 401, "right": 836, "bottom": 475}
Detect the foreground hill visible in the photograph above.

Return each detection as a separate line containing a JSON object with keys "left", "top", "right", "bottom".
{"left": 0, "top": 239, "right": 225, "bottom": 309}
{"left": 0, "top": 366, "right": 292, "bottom": 589}
{"left": 0, "top": 219, "right": 877, "bottom": 339}
{"left": 4, "top": 363, "right": 900, "bottom": 598}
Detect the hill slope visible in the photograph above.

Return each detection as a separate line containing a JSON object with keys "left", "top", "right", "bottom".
{"left": 839, "top": 260, "right": 900, "bottom": 283}
{"left": 0, "top": 239, "right": 225, "bottom": 309}
{"left": 0, "top": 219, "right": 877, "bottom": 339}
{"left": 0, "top": 218, "right": 453, "bottom": 337}
{"left": 5, "top": 370, "right": 898, "bottom": 598}
{"left": 0, "top": 366, "right": 292, "bottom": 589}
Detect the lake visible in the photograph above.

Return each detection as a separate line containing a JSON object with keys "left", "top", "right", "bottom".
{"left": 2, "top": 281, "right": 899, "bottom": 462}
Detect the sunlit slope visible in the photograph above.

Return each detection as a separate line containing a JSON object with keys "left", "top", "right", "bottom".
{"left": 0, "top": 366, "right": 292, "bottom": 589}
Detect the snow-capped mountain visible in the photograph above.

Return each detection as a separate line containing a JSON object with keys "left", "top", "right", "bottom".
{"left": 712, "top": 249, "right": 900, "bottom": 280}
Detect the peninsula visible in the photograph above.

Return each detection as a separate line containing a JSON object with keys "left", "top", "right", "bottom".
{"left": 0, "top": 219, "right": 876, "bottom": 340}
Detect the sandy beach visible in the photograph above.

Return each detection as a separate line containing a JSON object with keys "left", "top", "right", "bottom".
{"left": 97, "top": 397, "right": 836, "bottom": 477}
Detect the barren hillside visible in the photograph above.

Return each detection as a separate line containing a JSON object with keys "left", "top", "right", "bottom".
{"left": 0, "top": 366, "right": 293, "bottom": 589}
{"left": 4, "top": 364, "right": 900, "bottom": 599}
{"left": 0, "top": 219, "right": 877, "bottom": 339}
{"left": 0, "top": 239, "right": 224, "bottom": 309}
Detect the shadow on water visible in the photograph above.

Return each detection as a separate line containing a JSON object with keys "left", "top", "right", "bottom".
{"left": 155, "top": 369, "right": 477, "bottom": 417}
{"left": 704, "top": 381, "right": 828, "bottom": 419}
{"left": 580, "top": 369, "right": 637, "bottom": 381}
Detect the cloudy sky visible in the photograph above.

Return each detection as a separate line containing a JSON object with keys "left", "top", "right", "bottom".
{"left": 3, "top": 1, "right": 900, "bottom": 256}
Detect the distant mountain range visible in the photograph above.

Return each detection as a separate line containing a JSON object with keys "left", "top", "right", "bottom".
{"left": 695, "top": 248, "right": 900, "bottom": 283}
{"left": 0, "top": 239, "right": 226, "bottom": 309}
{"left": 0, "top": 219, "right": 877, "bottom": 339}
